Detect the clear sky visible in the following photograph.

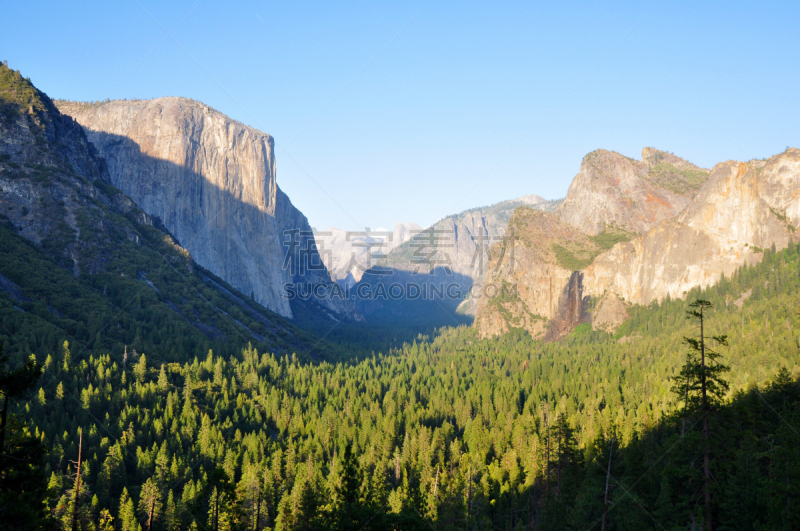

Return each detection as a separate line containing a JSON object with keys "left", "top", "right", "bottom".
{"left": 3, "top": 1, "right": 799, "bottom": 231}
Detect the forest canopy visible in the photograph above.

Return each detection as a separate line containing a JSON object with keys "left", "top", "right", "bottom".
{"left": 1, "top": 243, "right": 799, "bottom": 530}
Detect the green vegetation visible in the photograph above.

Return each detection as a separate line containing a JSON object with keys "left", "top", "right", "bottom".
{"left": 52, "top": 99, "right": 117, "bottom": 111}
{"left": 770, "top": 205, "right": 797, "bottom": 232}
{"left": 670, "top": 300, "right": 731, "bottom": 529}
{"left": 4, "top": 62, "right": 800, "bottom": 530}
{"left": 590, "top": 228, "right": 633, "bottom": 250}
{"left": 485, "top": 281, "right": 544, "bottom": 331}
{"left": 551, "top": 228, "right": 631, "bottom": 271}
{"left": 3, "top": 239, "right": 797, "bottom": 530}
{"left": 0, "top": 347, "right": 49, "bottom": 529}
{"left": 0, "top": 64, "right": 49, "bottom": 122}
{"left": 0, "top": 214, "right": 324, "bottom": 366}
{"left": 647, "top": 162, "right": 708, "bottom": 195}
{"left": 551, "top": 241, "right": 598, "bottom": 271}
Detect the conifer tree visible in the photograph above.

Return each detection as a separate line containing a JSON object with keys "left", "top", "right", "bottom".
{"left": 164, "top": 490, "right": 180, "bottom": 531}
{"left": 0, "top": 348, "right": 42, "bottom": 467}
{"left": 119, "top": 487, "right": 139, "bottom": 531}
{"left": 338, "top": 443, "right": 360, "bottom": 506}
{"left": 672, "top": 299, "right": 729, "bottom": 531}
{"left": 138, "top": 476, "right": 163, "bottom": 531}
{"left": 369, "top": 460, "right": 389, "bottom": 510}
{"left": 158, "top": 364, "right": 169, "bottom": 392}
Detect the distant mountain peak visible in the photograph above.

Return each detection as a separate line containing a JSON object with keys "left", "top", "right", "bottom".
{"left": 315, "top": 222, "right": 423, "bottom": 284}
{"left": 512, "top": 194, "right": 547, "bottom": 205}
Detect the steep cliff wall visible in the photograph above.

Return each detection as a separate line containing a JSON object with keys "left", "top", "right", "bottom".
{"left": 474, "top": 208, "right": 594, "bottom": 338}
{"left": 557, "top": 148, "right": 709, "bottom": 236}
{"left": 584, "top": 151, "right": 800, "bottom": 305}
{"left": 475, "top": 147, "right": 799, "bottom": 339}
{"left": 57, "top": 98, "right": 357, "bottom": 320}
{"left": 0, "top": 64, "right": 316, "bottom": 354}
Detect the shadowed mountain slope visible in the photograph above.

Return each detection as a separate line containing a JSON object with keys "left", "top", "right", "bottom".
{"left": 0, "top": 64, "right": 327, "bottom": 362}
{"left": 56, "top": 97, "right": 358, "bottom": 322}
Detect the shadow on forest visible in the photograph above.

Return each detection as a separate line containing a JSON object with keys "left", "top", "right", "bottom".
{"left": 471, "top": 371, "right": 800, "bottom": 531}
{"left": 223, "top": 372, "right": 800, "bottom": 531}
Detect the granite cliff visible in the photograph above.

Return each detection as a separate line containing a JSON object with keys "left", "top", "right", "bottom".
{"left": 476, "top": 147, "right": 799, "bottom": 338}
{"left": 57, "top": 98, "right": 357, "bottom": 321}
{"left": 474, "top": 207, "right": 595, "bottom": 338}
{"left": 0, "top": 64, "right": 319, "bottom": 356}
{"left": 557, "top": 148, "right": 709, "bottom": 236}
{"left": 584, "top": 150, "right": 800, "bottom": 306}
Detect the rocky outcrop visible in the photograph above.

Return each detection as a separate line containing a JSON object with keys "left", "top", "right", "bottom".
{"left": 474, "top": 208, "right": 595, "bottom": 338}
{"left": 475, "top": 147, "right": 799, "bottom": 339}
{"left": 584, "top": 151, "right": 800, "bottom": 305}
{"left": 590, "top": 294, "right": 629, "bottom": 331}
{"left": 557, "top": 148, "right": 709, "bottom": 236}
{"left": 1, "top": 71, "right": 113, "bottom": 269}
{"left": 57, "top": 98, "right": 357, "bottom": 320}
{"left": 0, "top": 64, "right": 313, "bottom": 352}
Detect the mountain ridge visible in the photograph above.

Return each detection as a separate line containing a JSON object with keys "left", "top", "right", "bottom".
{"left": 475, "top": 146, "right": 799, "bottom": 338}
{"left": 584, "top": 150, "right": 800, "bottom": 306}
{"left": 556, "top": 147, "right": 708, "bottom": 235}
{"left": 0, "top": 64, "right": 326, "bottom": 361}
{"left": 56, "top": 97, "right": 359, "bottom": 322}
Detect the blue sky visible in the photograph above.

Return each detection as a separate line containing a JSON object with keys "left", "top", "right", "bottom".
{"left": 4, "top": 1, "right": 799, "bottom": 231}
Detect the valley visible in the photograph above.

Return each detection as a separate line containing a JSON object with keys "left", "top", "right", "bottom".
{"left": 0, "top": 61, "right": 798, "bottom": 531}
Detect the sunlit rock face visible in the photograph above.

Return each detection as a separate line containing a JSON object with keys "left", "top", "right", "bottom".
{"left": 474, "top": 208, "right": 596, "bottom": 339}
{"left": 476, "top": 147, "right": 800, "bottom": 338}
{"left": 584, "top": 150, "right": 800, "bottom": 306}
{"left": 557, "top": 148, "right": 709, "bottom": 236}
{"left": 58, "top": 98, "right": 358, "bottom": 320}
